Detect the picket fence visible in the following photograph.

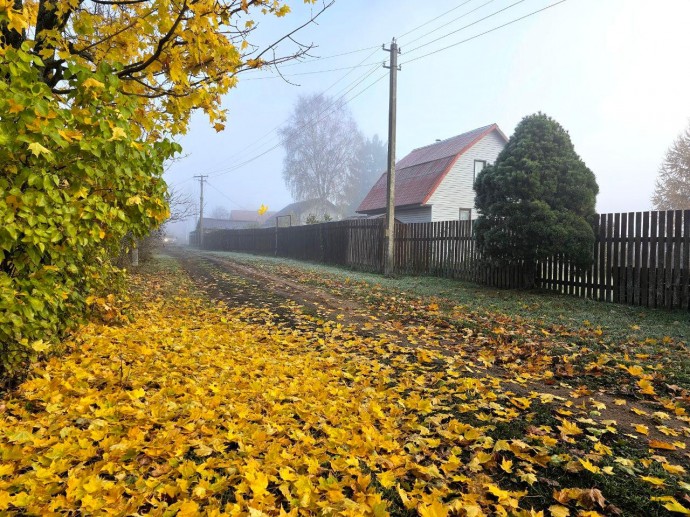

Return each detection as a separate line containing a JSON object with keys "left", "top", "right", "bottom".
{"left": 198, "top": 210, "right": 690, "bottom": 311}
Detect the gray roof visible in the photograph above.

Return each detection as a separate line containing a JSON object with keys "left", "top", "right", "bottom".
{"left": 264, "top": 199, "right": 341, "bottom": 227}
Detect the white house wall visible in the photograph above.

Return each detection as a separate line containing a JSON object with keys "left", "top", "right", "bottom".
{"left": 427, "top": 130, "right": 506, "bottom": 222}
{"left": 395, "top": 206, "right": 432, "bottom": 224}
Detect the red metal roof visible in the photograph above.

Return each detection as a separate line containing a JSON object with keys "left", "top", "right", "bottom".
{"left": 357, "top": 124, "right": 505, "bottom": 213}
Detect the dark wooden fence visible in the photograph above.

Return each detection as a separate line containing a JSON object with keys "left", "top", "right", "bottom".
{"left": 199, "top": 209, "right": 690, "bottom": 310}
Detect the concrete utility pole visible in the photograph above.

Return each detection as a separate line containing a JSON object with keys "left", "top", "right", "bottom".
{"left": 193, "top": 175, "right": 208, "bottom": 248}
{"left": 383, "top": 38, "right": 401, "bottom": 277}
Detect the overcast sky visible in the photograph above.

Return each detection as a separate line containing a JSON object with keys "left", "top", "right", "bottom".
{"left": 165, "top": 0, "right": 690, "bottom": 237}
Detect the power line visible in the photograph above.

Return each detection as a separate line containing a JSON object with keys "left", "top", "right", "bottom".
{"left": 398, "top": 0, "right": 476, "bottom": 41}
{"left": 401, "top": 0, "right": 568, "bottom": 65}
{"left": 211, "top": 67, "right": 384, "bottom": 178}
{"left": 401, "top": 0, "right": 499, "bottom": 47}
{"left": 203, "top": 67, "right": 381, "bottom": 177}
{"left": 262, "top": 45, "right": 380, "bottom": 69}
{"left": 206, "top": 181, "right": 250, "bottom": 210}
{"left": 210, "top": 70, "right": 388, "bottom": 178}
{"left": 200, "top": 49, "right": 382, "bottom": 176}
{"left": 405, "top": 0, "right": 528, "bottom": 55}
{"left": 242, "top": 61, "right": 381, "bottom": 81}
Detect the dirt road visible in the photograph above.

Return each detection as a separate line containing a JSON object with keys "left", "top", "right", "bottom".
{"left": 168, "top": 248, "right": 690, "bottom": 455}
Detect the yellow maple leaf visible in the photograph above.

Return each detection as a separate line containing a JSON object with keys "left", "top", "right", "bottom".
{"left": 247, "top": 470, "right": 269, "bottom": 497}
{"left": 634, "top": 424, "right": 649, "bottom": 435}
{"left": 28, "top": 142, "right": 51, "bottom": 157}
{"left": 549, "top": 505, "right": 570, "bottom": 517}
{"left": 257, "top": 203, "right": 269, "bottom": 215}
{"left": 178, "top": 500, "right": 199, "bottom": 516}
{"left": 652, "top": 496, "right": 690, "bottom": 514}
{"left": 558, "top": 419, "right": 583, "bottom": 436}
{"left": 418, "top": 500, "right": 448, "bottom": 517}
{"left": 4, "top": 5, "right": 28, "bottom": 33}
{"left": 579, "top": 458, "right": 601, "bottom": 474}
{"left": 82, "top": 476, "right": 102, "bottom": 493}
{"left": 641, "top": 476, "right": 666, "bottom": 486}
{"left": 7, "top": 98, "right": 23, "bottom": 114}
{"left": 109, "top": 127, "right": 127, "bottom": 141}
{"left": 31, "top": 340, "right": 50, "bottom": 352}
{"left": 378, "top": 470, "right": 396, "bottom": 489}
{"left": 0, "top": 491, "right": 9, "bottom": 510}
{"left": 649, "top": 439, "right": 676, "bottom": 451}
{"left": 397, "top": 486, "right": 417, "bottom": 510}
{"left": 82, "top": 77, "right": 105, "bottom": 89}
{"left": 501, "top": 457, "right": 513, "bottom": 473}
{"left": 663, "top": 463, "right": 686, "bottom": 476}
{"left": 279, "top": 467, "right": 296, "bottom": 481}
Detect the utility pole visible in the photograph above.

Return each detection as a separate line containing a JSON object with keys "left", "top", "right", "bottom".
{"left": 193, "top": 175, "right": 208, "bottom": 248}
{"left": 383, "top": 38, "right": 401, "bottom": 277}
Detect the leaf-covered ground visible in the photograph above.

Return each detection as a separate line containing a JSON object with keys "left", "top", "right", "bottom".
{"left": 1, "top": 253, "right": 689, "bottom": 516}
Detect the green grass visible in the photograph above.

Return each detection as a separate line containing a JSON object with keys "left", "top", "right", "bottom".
{"left": 204, "top": 250, "right": 689, "bottom": 343}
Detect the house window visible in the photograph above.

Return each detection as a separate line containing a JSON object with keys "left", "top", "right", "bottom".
{"left": 459, "top": 208, "right": 472, "bottom": 221}
{"left": 473, "top": 160, "right": 487, "bottom": 182}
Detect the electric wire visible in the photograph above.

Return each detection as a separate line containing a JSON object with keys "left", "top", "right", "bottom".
{"left": 201, "top": 59, "right": 382, "bottom": 176}
{"left": 241, "top": 61, "right": 382, "bottom": 81}
{"left": 404, "top": 0, "right": 528, "bottom": 55}
{"left": 261, "top": 45, "right": 380, "bottom": 69}
{"left": 400, "top": 0, "right": 499, "bottom": 48}
{"left": 201, "top": 48, "right": 381, "bottom": 175}
{"left": 401, "top": 0, "right": 568, "bottom": 65}
{"left": 206, "top": 181, "right": 250, "bottom": 210}
{"left": 397, "top": 0, "right": 476, "bottom": 41}
{"left": 211, "top": 70, "right": 388, "bottom": 178}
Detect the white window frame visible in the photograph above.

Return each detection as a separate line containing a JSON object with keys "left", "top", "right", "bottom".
{"left": 473, "top": 159, "right": 487, "bottom": 182}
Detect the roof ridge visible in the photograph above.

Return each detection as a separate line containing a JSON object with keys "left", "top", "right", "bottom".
{"left": 410, "top": 123, "right": 496, "bottom": 153}
{"left": 396, "top": 154, "right": 455, "bottom": 171}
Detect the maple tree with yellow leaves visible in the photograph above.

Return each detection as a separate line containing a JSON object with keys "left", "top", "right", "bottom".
{"left": 0, "top": 0, "right": 325, "bottom": 380}
{"left": 1, "top": 0, "right": 328, "bottom": 134}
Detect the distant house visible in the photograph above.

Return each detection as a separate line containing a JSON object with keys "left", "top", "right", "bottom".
{"left": 227, "top": 210, "right": 276, "bottom": 229}
{"left": 196, "top": 211, "right": 275, "bottom": 231}
{"left": 263, "top": 199, "right": 342, "bottom": 227}
{"left": 357, "top": 123, "right": 508, "bottom": 223}
{"left": 189, "top": 210, "right": 276, "bottom": 245}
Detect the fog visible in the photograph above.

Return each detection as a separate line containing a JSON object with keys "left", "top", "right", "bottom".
{"left": 164, "top": 0, "right": 690, "bottom": 241}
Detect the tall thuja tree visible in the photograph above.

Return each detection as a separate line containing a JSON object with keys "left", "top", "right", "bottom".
{"left": 474, "top": 113, "right": 599, "bottom": 287}
{"left": 0, "top": 0, "right": 325, "bottom": 382}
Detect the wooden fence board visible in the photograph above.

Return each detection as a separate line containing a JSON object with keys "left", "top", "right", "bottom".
{"left": 650, "top": 211, "right": 658, "bottom": 308}
{"left": 657, "top": 211, "right": 667, "bottom": 308}
{"left": 674, "top": 210, "right": 683, "bottom": 308}
{"left": 641, "top": 212, "right": 650, "bottom": 307}
{"left": 664, "top": 210, "right": 675, "bottom": 309}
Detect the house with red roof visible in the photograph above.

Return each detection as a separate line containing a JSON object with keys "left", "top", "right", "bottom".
{"left": 356, "top": 124, "right": 508, "bottom": 223}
